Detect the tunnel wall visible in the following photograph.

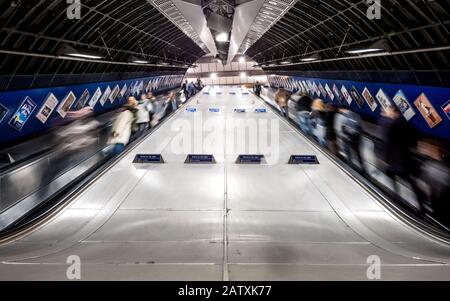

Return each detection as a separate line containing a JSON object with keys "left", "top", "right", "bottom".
{"left": 0, "top": 75, "right": 183, "bottom": 146}
{"left": 268, "top": 75, "right": 450, "bottom": 141}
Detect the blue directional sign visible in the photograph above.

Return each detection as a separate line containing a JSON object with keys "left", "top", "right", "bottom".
{"left": 203, "top": 92, "right": 210, "bottom": 95}
{"left": 242, "top": 92, "right": 250, "bottom": 95}
{"left": 185, "top": 154, "right": 216, "bottom": 164}
{"left": 209, "top": 108, "right": 220, "bottom": 113}
{"left": 186, "top": 107, "right": 197, "bottom": 113}
{"left": 216, "top": 92, "right": 223, "bottom": 95}
{"left": 236, "top": 154, "right": 265, "bottom": 164}
{"left": 133, "top": 154, "right": 165, "bottom": 164}
{"left": 234, "top": 108, "right": 246, "bottom": 113}
{"left": 255, "top": 108, "right": 267, "bottom": 113}
{"left": 288, "top": 155, "right": 319, "bottom": 165}
{"left": 229, "top": 92, "right": 236, "bottom": 95}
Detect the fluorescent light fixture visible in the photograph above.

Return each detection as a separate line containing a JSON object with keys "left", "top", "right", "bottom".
{"left": 57, "top": 44, "right": 104, "bottom": 60}
{"left": 280, "top": 60, "right": 291, "bottom": 65}
{"left": 345, "top": 39, "right": 391, "bottom": 55}
{"left": 133, "top": 60, "right": 150, "bottom": 64}
{"left": 216, "top": 32, "right": 228, "bottom": 42}
{"left": 268, "top": 1, "right": 278, "bottom": 5}
{"left": 67, "top": 53, "right": 103, "bottom": 59}
{"left": 301, "top": 54, "right": 320, "bottom": 62}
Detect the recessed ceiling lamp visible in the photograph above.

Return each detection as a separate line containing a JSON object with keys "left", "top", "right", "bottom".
{"left": 346, "top": 39, "right": 391, "bottom": 54}
{"left": 57, "top": 44, "right": 104, "bottom": 60}
{"left": 216, "top": 32, "right": 228, "bottom": 43}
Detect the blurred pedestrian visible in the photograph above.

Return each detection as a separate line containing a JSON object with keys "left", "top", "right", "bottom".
{"left": 275, "top": 86, "right": 291, "bottom": 119}
{"left": 108, "top": 96, "right": 138, "bottom": 155}
{"left": 254, "top": 81, "right": 262, "bottom": 97}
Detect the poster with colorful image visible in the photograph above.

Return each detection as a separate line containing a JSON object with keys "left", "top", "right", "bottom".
{"left": 414, "top": 93, "right": 443, "bottom": 128}
{"left": 333, "top": 84, "right": 344, "bottom": 103}
{"left": 119, "top": 84, "right": 128, "bottom": 98}
{"left": 89, "top": 87, "right": 102, "bottom": 108}
{"left": 325, "top": 84, "right": 335, "bottom": 101}
{"left": 109, "top": 85, "right": 120, "bottom": 103}
{"left": 362, "top": 88, "right": 378, "bottom": 112}
{"left": 319, "top": 84, "right": 327, "bottom": 99}
{"left": 8, "top": 96, "right": 37, "bottom": 131}
{"left": 0, "top": 103, "right": 9, "bottom": 124}
{"left": 393, "top": 90, "right": 416, "bottom": 121}
{"left": 100, "top": 86, "right": 111, "bottom": 106}
{"left": 376, "top": 89, "right": 394, "bottom": 111}
{"left": 350, "top": 86, "right": 364, "bottom": 108}
{"left": 442, "top": 100, "right": 450, "bottom": 121}
{"left": 341, "top": 85, "right": 353, "bottom": 105}
{"left": 313, "top": 82, "right": 320, "bottom": 96}
{"left": 36, "top": 93, "right": 59, "bottom": 123}
{"left": 74, "top": 89, "right": 91, "bottom": 111}
{"left": 57, "top": 91, "right": 77, "bottom": 118}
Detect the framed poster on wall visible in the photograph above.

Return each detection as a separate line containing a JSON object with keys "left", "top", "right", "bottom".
{"left": 414, "top": 93, "right": 443, "bottom": 128}
{"left": 393, "top": 90, "right": 415, "bottom": 121}
{"left": 36, "top": 93, "right": 59, "bottom": 123}
{"left": 8, "top": 96, "right": 37, "bottom": 131}
{"left": 351, "top": 86, "right": 364, "bottom": 108}
{"left": 88, "top": 87, "right": 102, "bottom": 108}
{"left": 376, "top": 89, "right": 394, "bottom": 112}
{"left": 341, "top": 85, "right": 353, "bottom": 105}
{"left": 57, "top": 91, "right": 77, "bottom": 118}
{"left": 362, "top": 88, "right": 378, "bottom": 112}
{"left": 442, "top": 99, "right": 450, "bottom": 121}
{"left": 0, "top": 102, "right": 9, "bottom": 124}
{"left": 99, "top": 86, "right": 111, "bottom": 106}
{"left": 74, "top": 89, "right": 91, "bottom": 111}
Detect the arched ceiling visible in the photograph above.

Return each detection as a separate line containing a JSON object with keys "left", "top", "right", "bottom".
{"left": 246, "top": 0, "right": 450, "bottom": 72}
{"left": 0, "top": 0, "right": 206, "bottom": 77}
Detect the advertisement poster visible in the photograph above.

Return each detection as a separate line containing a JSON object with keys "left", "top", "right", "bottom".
{"left": 88, "top": 87, "right": 102, "bottom": 108}
{"left": 119, "top": 84, "right": 128, "bottom": 98}
{"left": 74, "top": 89, "right": 91, "bottom": 111}
{"left": 109, "top": 85, "right": 120, "bottom": 103}
{"left": 350, "top": 86, "right": 364, "bottom": 108}
{"left": 442, "top": 99, "right": 450, "bottom": 121}
{"left": 341, "top": 85, "right": 353, "bottom": 105}
{"left": 99, "top": 86, "right": 111, "bottom": 106}
{"left": 376, "top": 89, "right": 394, "bottom": 111}
{"left": 393, "top": 90, "right": 416, "bottom": 121}
{"left": 414, "top": 93, "right": 443, "bottom": 128}
{"left": 8, "top": 96, "right": 37, "bottom": 131}
{"left": 313, "top": 82, "right": 319, "bottom": 96}
{"left": 362, "top": 88, "right": 378, "bottom": 112}
{"left": 302, "top": 81, "right": 309, "bottom": 93}
{"left": 333, "top": 84, "right": 344, "bottom": 103}
{"left": 57, "top": 91, "right": 77, "bottom": 118}
{"left": 146, "top": 80, "right": 153, "bottom": 93}
{"left": 36, "top": 93, "right": 59, "bottom": 123}
{"left": 0, "top": 103, "right": 9, "bottom": 124}
{"left": 319, "top": 84, "right": 327, "bottom": 99}
{"left": 137, "top": 81, "right": 144, "bottom": 95}
{"left": 325, "top": 84, "right": 335, "bottom": 101}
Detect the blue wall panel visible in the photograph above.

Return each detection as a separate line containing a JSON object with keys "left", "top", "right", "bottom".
{"left": 269, "top": 75, "right": 450, "bottom": 141}
{"left": 0, "top": 75, "right": 183, "bottom": 146}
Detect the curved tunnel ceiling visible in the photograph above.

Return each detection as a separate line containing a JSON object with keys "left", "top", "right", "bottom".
{"left": 0, "top": 0, "right": 448, "bottom": 81}
{"left": 246, "top": 0, "right": 450, "bottom": 72}
{"left": 0, "top": 0, "right": 207, "bottom": 77}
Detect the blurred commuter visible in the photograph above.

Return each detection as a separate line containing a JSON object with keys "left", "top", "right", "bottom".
{"left": 378, "top": 106, "right": 426, "bottom": 209}
{"left": 168, "top": 91, "right": 178, "bottom": 111}
{"left": 108, "top": 97, "right": 138, "bottom": 155}
{"left": 310, "top": 99, "right": 328, "bottom": 147}
{"left": 275, "top": 86, "right": 291, "bottom": 119}
{"left": 291, "top": 93, "right": 313, "bottom": 135}
{"left": 135, "top": 94, "right": 152, "bottom": 137}
{"left": 196, "top": 78, "right": 203, "bottom": 91}
{"left": 181, "top": 80, "right": 188, "bottom": 99}
{"left": 253, "top": 81, "right": 262, "bottom": 97}
{"left": 147, "top": 92, "right": 157, "bottom": 127}
{"left": 337, "top": 107, "right": 364, "bottom": 172}
{"left": 187, "top": 81, "right": 196, "bottom": 98}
